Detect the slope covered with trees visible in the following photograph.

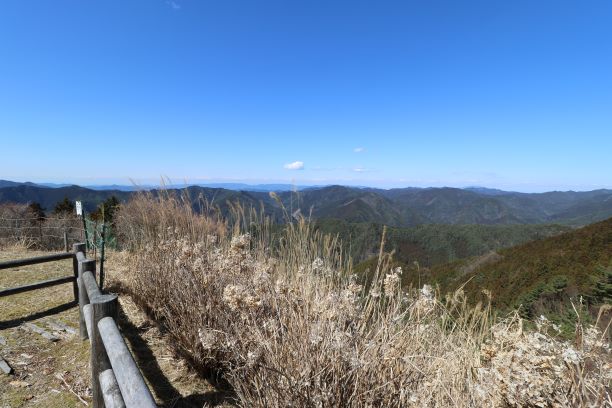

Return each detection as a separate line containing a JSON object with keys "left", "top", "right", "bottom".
{"left": 429, "top": 218, "right": 612, "bottom": 333}
{"left": 318, "top": 219, "right": 570, "bottom": 265}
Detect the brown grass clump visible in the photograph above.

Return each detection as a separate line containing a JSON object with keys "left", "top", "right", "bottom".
{"left": 115, "top": 191, "right": 611, "bottom": 407}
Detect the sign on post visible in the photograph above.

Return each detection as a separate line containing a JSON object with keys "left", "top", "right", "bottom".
{"left": 75, "top": 201, "right": 83, "bottom": 216}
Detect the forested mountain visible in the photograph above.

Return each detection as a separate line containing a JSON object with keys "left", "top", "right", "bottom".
{"left": 428, "top": 218, "right": 612, "bottom": 334}
{"left": 0, "top": 182, "right": 610, "bottom": 227}
{"left": 276, "top": 186, "right": 612, "bottom": 226}
{"left": 320, "top": 219, "right": 571, "bottom": 265}
{"left": 0, "top": 184, "right": 132, "bottom": 213}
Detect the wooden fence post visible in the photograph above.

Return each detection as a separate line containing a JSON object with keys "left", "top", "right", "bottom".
{"left": 91, "top": 294, "right": 119, "bottom": 408}
{"left": 73, "top": 243, "right": 87, "bottom": 339}
{"left": 72, "top": 243, "right": 84, "bottom": 301}
{"left": 98, "top": 317, "right": 157, "bottom": 407}
{"left": 64, "top": 231, "right": 68, "bottom": 252}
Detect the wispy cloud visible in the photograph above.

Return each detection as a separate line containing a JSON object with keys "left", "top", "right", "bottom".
{"left": 284, "top": 161, "right": 304, "bottom": 170}
{"left": 353, "top": 147, "right": 365, "bottom": 153}
{"left": 352, "top": 167, "right": 370, "bottom": 173}
{"left": 166, "top": 1, "right": 181, "bottom": 10}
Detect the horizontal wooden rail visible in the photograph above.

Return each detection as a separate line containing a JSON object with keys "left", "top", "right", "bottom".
{"left": 82, "top": 269, "right": 102, "bottom": 300}
{"left": 99, "top": 369, "right": 125, "bottom": 408}
{"left": 83, "top": 303, "right": 93, "bottom": 339}
{"left": 0, "top": 252, "right": 74, "bottom": 270}
{"left": 0, "top": 249, "right": 79, "bottom": 300}
{"left": 0, "top": 275, "right": 75, "bottom": 297}
{"left": 98, "top": 317, "right": 156, "bottom": 407}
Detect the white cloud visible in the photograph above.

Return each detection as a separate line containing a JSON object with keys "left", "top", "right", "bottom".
{"left": 353, "top": 147, "right": 365, "bottom": 153}
{"left": 352, "top": 167, "right": 368, "bottom": 172}
{"left": 166, "top": 1, "right": 181, "bottom": 10}
{"left": 284, "top": 161, "right": 304, "bottom": 170}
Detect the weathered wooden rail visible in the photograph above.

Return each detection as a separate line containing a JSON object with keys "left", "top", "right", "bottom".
{"left": 0, "top": 252, "right": 77, "bottom": 298}
{"left": 0, "top": 244, "right": 156, "bottom": 407}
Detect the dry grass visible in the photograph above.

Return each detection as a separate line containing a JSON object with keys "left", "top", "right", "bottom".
{"left": 110, "top": 280, "right": 234, "bottom": 407}
{"left": 114, "top": 191, "right": 612, "bottom": 407}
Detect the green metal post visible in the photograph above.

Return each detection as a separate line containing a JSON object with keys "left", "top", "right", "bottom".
{"left": 100, "top": 223, "right": 106, "bottom": 290}
{"left": 82, "top": 215, "right": 89, "bottom": 252}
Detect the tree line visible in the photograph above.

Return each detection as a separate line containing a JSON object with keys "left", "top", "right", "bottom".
{"left": 25, "top": 196, "right": 120, "bottom": 223}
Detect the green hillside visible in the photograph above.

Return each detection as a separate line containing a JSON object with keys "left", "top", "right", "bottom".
{"left": 430, "top": 217, "right": 612, "bottom": 334}
{"left": 323, "top": 219, "right": 570, "bottom": 266}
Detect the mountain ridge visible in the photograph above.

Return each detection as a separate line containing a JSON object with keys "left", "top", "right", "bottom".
{"left": 0, "top": 181, "right": 610, "bottom": 226}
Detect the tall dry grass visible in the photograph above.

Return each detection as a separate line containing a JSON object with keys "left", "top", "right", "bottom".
{"left": 115, "top": 191, "right": 611, "bottom": 407}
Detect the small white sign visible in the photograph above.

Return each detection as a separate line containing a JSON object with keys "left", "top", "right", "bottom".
{"left": 75, "top": 201, "right": 82, "bottom": 216}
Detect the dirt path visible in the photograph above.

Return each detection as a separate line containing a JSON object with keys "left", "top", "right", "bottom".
{"left": 0, "top": 247, "right": 231, "bottom": 407}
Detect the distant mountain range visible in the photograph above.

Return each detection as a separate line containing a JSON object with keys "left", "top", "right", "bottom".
{"left": 0, "top": 180, "right": 43, "bottom": 188}
{"left": 0, "top": 179, "right": 611, "bottom": 226}
{"left": 277, "top": 185, "right": 612, "bottom": 226}
{"left": 0, "top": 180, "right": 315, "bottom": 192}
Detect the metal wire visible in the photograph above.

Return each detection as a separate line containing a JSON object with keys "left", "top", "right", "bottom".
{"left": 0, "top": 217, "right": 81, "bottom": 222}
{"left": 0, "top": 226, "right": 84, "bottom": 230}
{"left": 0, "top": 216, "right": 111, "bottom": 270}
{"left": 0, "top": 234, "right": 73, "bottom": 240}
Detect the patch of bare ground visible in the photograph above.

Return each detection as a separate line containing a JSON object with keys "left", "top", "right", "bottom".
{"left": 458, "top": 250, "right": 502, "bottom": 276}
{"left": 1, "top": 246, "right": 232, "bottom": 407}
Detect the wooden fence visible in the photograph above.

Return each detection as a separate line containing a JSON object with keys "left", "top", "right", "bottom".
{"left": 0, "top": 243, "right": 156, "bottom": 407}
{"left": 0, "top": 252, "right": 76, "bottom": 298}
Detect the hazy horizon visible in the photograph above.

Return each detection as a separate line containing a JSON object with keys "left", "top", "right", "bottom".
{"left": 2, "top": 176, "right": 611, "bottom": 194}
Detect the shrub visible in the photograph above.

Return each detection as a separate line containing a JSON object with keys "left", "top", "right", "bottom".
{"left": 52, "top": 196, "right": 75, "bottom": 215}
{"left": 90, "top": 196, "right": 120, "bottom": 223}
{"left": 28, "top": 201, "right": 46, "bottom": 221}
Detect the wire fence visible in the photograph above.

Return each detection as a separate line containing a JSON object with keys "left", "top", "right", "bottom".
{"left": 83, "top": 218, "right": 118, "bottom": 289}
{"left": 0, "top": 217, "right": 84, "bottom": 251}
{"left": 0, "top": 204, "right": 116, "bottom": 288}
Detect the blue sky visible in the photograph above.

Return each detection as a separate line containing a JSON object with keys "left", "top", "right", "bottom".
{"left": 0, "top": 0, "right": 611, "bottom": 192}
